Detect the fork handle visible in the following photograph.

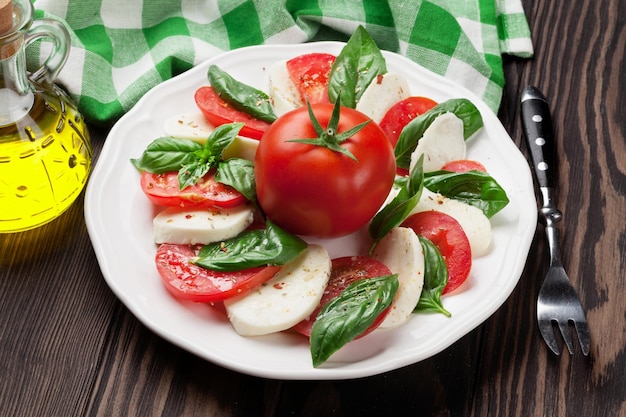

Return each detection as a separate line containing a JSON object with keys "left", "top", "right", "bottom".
{"left": 521, "top": 87, "right": 564, "bottom": 265}
{"left": 520, "top": 86, "right": 557, "bottom": 190}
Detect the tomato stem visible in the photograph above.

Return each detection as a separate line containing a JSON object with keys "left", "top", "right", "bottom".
{"left": 287, "top": 98, "right": 369, "bottom": 161}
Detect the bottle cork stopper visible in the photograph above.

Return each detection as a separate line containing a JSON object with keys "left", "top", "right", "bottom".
{"left": 0, "top": 0, "right": 13, "bottom": 35}
{"left": 0, "top": 0, "right": 16, "bottom": 59}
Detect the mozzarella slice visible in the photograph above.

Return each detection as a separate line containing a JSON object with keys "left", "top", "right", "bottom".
{"left": 409, "top": 112, "right": 466, "bottom": 172}
{"left": 411, "top": 189, "right": 492, "bottom": 257}
{"left": 224, "top": 244, "right": 331, "bottom": 336}
{"left": 221, "top": 135, "right": 259, "bottom": 161}
{"left": 356, "top": 72, "right": 410, "bottom": 122}
{"left": 153, "top": 205, "right": 254, "bottom": 245}
{"left": 162, "top": 113, "right": 259, "bottom": 161}
{"left": 268, "top": 60, "right": 301, "bottom": 117}
{"left": 372, "top": 227, "right": 425, "bottom": 329}
{"left": 163, "top": 112, "right": 214, "bottom": 142}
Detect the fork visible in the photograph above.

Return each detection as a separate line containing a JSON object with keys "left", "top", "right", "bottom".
{"left": 520, "top": 86, "right": 591, "bottom": 356}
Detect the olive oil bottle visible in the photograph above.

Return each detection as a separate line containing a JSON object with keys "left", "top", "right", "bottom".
{"left": 0, "top": 0, "right": 91, "bottom": 232}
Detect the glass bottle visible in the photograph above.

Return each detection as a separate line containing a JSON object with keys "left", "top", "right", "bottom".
{"left": 0, "top": 0, "right": 91, "bottom": 233}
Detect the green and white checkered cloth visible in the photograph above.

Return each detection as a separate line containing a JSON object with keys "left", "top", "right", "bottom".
{"left": 30, "top": 0, "right": 533, "bottom": 126}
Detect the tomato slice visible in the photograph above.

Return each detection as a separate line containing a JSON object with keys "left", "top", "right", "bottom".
{"left": 379, "top": 96, "right": 438, "bottom": 147}
{"left": 401, "top": 211, "right": 472, "bottom": 294}
{"left": 155, "top": 244, "right": 281, "bottom": 303}
{"left": 441, "top": 159, "right": 487, "bottom": 173}
{"left": 140, "top": 170, "right": 246, "bottom": 209}
{"left": 285, "top": 53, "right": 335, "bottom": 104}
{"left": 293, "top": 256, "right": 393, "bottom": 337}
{"left": 194, "top": 86, "right": 270, "bottom": 140}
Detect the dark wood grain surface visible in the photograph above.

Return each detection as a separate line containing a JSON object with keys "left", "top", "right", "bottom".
{"left": 1, "top": 0, "right": 624, "bottom": 415}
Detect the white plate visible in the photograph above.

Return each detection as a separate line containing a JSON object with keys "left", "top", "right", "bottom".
{"left": 85, "top": 42, "right": 537, "bottom": 380}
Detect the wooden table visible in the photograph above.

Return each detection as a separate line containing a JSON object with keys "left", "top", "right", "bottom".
{"left": 1, "top": 1, "right": 624, "bottom": 415}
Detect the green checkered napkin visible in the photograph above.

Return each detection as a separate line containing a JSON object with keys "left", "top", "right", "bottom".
{"left": 30, "top": 0, "right": 533, "bottom": 126}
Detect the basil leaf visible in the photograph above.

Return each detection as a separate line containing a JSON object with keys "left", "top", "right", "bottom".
{"left": 215, "top": 158, "right": 257, "bottom": 205}
{"left": 130, "top": 137, "right": 203, "bottom": 173}
{"left": 194, "top": 221, "right": 307, "bottom": 271}
{"left": 414, "top": 236, "right": 451, "bottom": 317}
{"left": 393, "top": 175, "right": 408, "bottom": 189}
{"left": 178, "top": 161, "right": 211, "bottom": 191}
{"left": 310, "top": 274, "right": 398, "bottom": 367}
{"left": 177, "top": 123, "right": 243, "bottom": 189}
{"left": 424, "top": 170, "right": 510, "bottom": 218}
{"left": 369, "top": 155, "right": 424, "bottom": 252}
{"left": 328, "top": 25, "right": 387, "bottom": 108}
{"left": 394, "top": 98, "right": 483, "bottom": 169}
{"left": 204, "top": 122, "right": 243, "bottom": 157}
{"left": 131, "top": 123, "right": 243, "bottom": 190}
{"left": 208, "top": 64, "right": 277, "bottom": 123}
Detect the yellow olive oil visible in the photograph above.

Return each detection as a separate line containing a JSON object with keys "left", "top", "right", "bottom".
{"left": 0, "top": 85, "right": 92, "bottom": 232}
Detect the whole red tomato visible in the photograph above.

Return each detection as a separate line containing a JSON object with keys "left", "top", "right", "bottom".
{"left": 254, "top": 103, "right": 395, "bottom": 237}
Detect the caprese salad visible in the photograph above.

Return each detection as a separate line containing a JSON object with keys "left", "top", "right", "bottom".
{"left": 131, "top": 26, "right": 510, "bottom": 368}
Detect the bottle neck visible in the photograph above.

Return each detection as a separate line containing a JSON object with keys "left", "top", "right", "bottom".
{"left": 0, "top": 41, "right": 34, "bottom": 126}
